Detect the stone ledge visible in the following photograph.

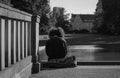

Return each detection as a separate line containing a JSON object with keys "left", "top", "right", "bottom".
{"left": 77, "top": 61, "right": 120, "bottom": 65}
{"left": 14, "top": 63, "right": 32, "bottom": 78}
{"left": 0, "top": 56, "right": 32, "bottom": 78}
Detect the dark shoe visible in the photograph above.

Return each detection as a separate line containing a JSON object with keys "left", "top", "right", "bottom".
{"left": 64, "top": 56, "right": 76, "bottom": 63}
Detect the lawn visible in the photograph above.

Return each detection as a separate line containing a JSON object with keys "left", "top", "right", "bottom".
{"left": 66, "top": 34, "right": 120, "bottom": 45}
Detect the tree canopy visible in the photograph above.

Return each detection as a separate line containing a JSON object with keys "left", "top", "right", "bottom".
{"left": 94, "top": 0, "right": 120, "bottom": 35}
{"left": 11, "top": 0, "right": 50, "bottom": 15}
{"left": 54, "top": 11, "right": 71, "bottom": 33}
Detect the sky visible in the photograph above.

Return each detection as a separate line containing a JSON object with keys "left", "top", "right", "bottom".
{"left": 50, "top": 0, "right": 98, "bottom": 14}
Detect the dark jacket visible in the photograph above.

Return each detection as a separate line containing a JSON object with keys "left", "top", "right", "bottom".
{"left": 45, "top": 37, "right": 67, "bottom": 60}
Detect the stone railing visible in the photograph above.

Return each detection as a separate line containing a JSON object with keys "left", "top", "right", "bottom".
{"left": 0, "top": 2, "right": 40, "bottom": 78}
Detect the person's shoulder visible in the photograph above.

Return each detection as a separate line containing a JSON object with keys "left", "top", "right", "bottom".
{"left": 54, "top": 37, "right": 64, "bottom": 41}
{"left": 50, "top": 37, "right": 60, "bottom": 40}
{"left": 46, "top": 37, "right": 59, "bottom": 42}
{"left": 48, "top": 37, "right": 64, "bottom": 42}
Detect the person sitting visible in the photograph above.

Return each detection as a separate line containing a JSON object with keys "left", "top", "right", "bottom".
{"left": 45, "top": 27, "right": 76, "bottom": 68}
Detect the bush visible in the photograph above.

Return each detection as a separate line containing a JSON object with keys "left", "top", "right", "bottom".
{"left": 66, "top": 29, "right": 90, "bottom": 34}
{"left": 79, "top": 29, "right": 89, "bottom": 33}
{"left": 71, "top": 29, "right": 89, "bottom": 33}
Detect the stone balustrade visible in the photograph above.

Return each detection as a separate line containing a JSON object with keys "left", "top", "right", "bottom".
{"left": 0, "top": 2, "right": 40, "bottom": 78}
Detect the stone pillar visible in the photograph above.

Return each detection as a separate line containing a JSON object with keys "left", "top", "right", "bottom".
{"left": 31, "top": 15, "right": 40, "bottom": 74}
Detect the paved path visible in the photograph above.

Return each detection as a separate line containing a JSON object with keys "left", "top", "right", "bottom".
{"left": 36, "top": 34, "right": 120, "bottom": 78}
{"left": 30, "top": 66, "right": 120, "bottom": 78}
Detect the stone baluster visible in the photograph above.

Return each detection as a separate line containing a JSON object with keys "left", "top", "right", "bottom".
{"left": 22, "top": 22, "right": 25, "bottom": 59}
{"left": 26, "top": 22, "right": 28, "bottom": 57}
{"left": 18, "top": 21, "right": 21, "bottom": 61}
{"left": 13, "top": 20, "right": 16, "bottom": 64}
{"left": 0, "top": 18, "right": 5, "bottom": 70}
{"left": 8, "top": 20, "right": 11, "bottom": 66}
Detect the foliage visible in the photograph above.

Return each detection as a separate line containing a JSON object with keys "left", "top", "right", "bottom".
{"left": 68, "top": 29, "right": 89, "bottom": 34}
{"left": 11, "top": 0, "right": 50, "bottom": 15}
{"left": 11, "top": 0, "right": 50, "bottom": 35}
{"left": 54, "top": 10, "right": 71, "bottom": 33}
{"left": 39, "top": 0, "right": 50, "bottom": 34}
{"left": 94, "top": 0, "right": 120, "bottom": 35}
{"left": 55, "top": 16, "right": 71, "bottom": 33}
{"left": 39, "top": 14, "right": 50, "bottom": 35}
{"left": 40, "top": 14, "right": 49, "bottom": 26}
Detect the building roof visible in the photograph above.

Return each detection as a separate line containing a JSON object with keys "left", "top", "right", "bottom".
{"left": 71, "top": 14, "right": 95, "bottom": 22}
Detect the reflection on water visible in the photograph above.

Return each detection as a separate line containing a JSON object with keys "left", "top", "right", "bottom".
{"left": 69, "top": 44, "right": 120, "bottom": 62}
{"left": 69, "top": 45, "right": 103, "bottom": 53}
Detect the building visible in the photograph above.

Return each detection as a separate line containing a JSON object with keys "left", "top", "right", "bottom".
{"left": 71, "top": 14, "right": 95, "bottom": 32}
{"left": 53, "top": 7, "right": 65, "bottom": 17}
{"left": 50, "top": 7, "right": 65, "bottom": 26}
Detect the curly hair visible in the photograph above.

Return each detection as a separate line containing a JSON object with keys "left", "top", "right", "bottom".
{"left": 48, "top": 27, "right": 65, "bottom": 38}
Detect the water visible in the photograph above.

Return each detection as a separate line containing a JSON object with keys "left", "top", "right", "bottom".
{"left": 69, "top": 44, "right": 120, "bottom": 62}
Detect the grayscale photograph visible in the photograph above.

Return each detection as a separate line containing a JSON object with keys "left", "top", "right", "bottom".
{"left": 0, "top": 0, "right": 120, "bottom": 78}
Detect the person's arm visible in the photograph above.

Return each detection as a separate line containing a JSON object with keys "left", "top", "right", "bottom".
{"left": 63, "top": 40, "right": 68, "bottom": 55}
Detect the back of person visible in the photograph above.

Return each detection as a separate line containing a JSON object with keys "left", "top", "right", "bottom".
{"left": 45, "top": 37, "right": 67, "bottom": 60}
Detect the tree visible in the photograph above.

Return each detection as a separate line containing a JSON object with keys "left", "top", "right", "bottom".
{"left": 11, "top": 0, "right": 50, "bottom": 34}
{"left": 39, "top": 13, "right": 50, "bottom": 34}
{"left": 11, "top": 0, "right": 50, "bottom": 15}
{"left": 94, "top": 0, "right": 120, "bottom": 35}
{"left": 53, "top": 9, "right": 71, "bottom": 33}
{"left": 55, "top": 15, "right": 71, "bottom": 33}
